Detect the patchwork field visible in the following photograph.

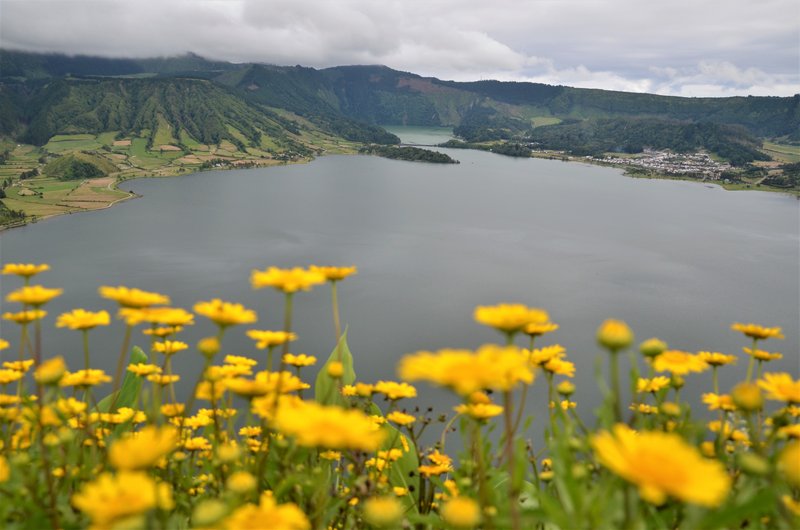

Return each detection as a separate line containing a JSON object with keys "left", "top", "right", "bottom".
{"left": 1, "top": 122, "right": 354, "bottom": 227}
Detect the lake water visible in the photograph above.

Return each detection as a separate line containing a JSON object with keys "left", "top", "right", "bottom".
{"left": 1, "top": 127, "right": 797, "bottom": 436}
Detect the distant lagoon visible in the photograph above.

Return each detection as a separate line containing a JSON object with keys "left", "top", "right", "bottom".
{"left": 1, "top": 126, "right": 797, "bottom": 439}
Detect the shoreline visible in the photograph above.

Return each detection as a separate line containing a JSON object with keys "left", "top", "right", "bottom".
{"left": 0, "top": 156, "right": 315, "bottom": 233}
{"left": 3, "top": 147, "right": 796, "bottom": 233}
{"left": 527, "top": 151, "right": 800, "bottom": 197}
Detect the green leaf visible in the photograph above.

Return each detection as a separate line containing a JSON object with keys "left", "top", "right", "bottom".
{"left": 314, "top": 330, "right": 356, "bottom": 407}
{"left": 95, "top": 346, "right": 148, "bottom": 412}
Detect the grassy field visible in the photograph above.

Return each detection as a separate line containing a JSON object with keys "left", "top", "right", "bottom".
{"left": 762, "top": 141, "right": 800, "bottom": 163}
{"left": 531, "top": 116, "right": 562, "bottom": 127}
{"left": 1, "top": 120, "right": 352, "bottom": 226}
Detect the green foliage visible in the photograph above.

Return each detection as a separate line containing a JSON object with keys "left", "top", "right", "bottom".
{"left": 314, "top": 331, "right": 357, "bottom": 407}
{"left": 43, "top": 152, "right": 114, "bottom": 179}
{"left": 530, "top": 118, "right": 770, "bottom": 165}
{"left": 358, "top": 145, "right": 459, "bottom": 163}
{"left": 95, "top": 346, "right": 148, "bottom": 412}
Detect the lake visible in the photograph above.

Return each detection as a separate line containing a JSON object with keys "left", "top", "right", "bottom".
{"left": 1, "top": 127, "right": 797, "bottom": 436}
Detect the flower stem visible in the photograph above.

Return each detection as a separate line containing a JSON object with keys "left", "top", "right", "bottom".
{"left": 609, "top": 349, "right": 622, "bottom": 423}
{"left": 282, "top": 292, "right": 294, "bottom": 357}
{"left": 503, "top": 390, "right": 521, "bottom": 530}
{"left": 110, "top": 324, "right": 133, "bottom": 411}
{"left": 82, "top": 330, "right": 90, "bottom": 371}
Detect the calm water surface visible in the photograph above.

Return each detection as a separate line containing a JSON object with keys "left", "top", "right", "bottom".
{"left": 1, "top": 127, "right": 797, "bottom": 436}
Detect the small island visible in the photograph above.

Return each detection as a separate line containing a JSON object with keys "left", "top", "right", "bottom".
{"left": 359, "top": 145, "right": 459, "bottom": 164}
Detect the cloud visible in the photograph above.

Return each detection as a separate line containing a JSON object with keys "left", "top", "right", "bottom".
{"left": 0, "top": 0, "right": 797, "bottom": 96}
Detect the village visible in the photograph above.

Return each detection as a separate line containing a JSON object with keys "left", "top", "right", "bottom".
{"left": 593, "top": 149, "right": 732, "bottom": 179}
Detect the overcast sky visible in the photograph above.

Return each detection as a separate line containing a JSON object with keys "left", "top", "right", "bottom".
{"left": 1, "top": 0, "right": 798, "bottom": 96}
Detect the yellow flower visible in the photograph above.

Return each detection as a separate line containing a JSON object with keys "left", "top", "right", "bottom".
{"left": 127, "top": 363, "right": 162, "bottom": 376}
{"left": 524, "top": 321, "right": 559, "bottom": 337}
{"left": 222, "top": 492, "right": 310, "bottom": 530}
{"left": 152, "top": 340, "right": 188, "bottom": 355}
{"left": 543, "top": 356, "right": 575, "bottom": 377}
{"left": 374, "top": 381, "right": 417, "bottom": 400}
{"left": 272, "top": 399, "right": 385, "bottom": 452}
{"left": 195, "top": 381, "right": 227, "bottom": 402}
{"left": 528, "top": 344, "right": 566, "bottom": 366}
{"left": 283, "top": 353, "right": 317, "bottom": 367}
{"left": 109, "top": 425, "right": 178, "bottom": 470}
{"left": 779, "top": 424, "right": 800, "bottom": 439}
{"left": 1, "top": 263, "right": 50, "bottom": 278}
{"left": 342, "top": 382, "right": 374, "bottom": 397}
{"left": 419, "top": 450, "right": 453, "bottom": 476}
{"left": 160, "top": 403, "right": 185, "bottom": 417}
{"left": 0, "top": 455, "right": 8, "bottom": 482}
{"left": 119, "top": 307, "right": 195, "bottom": 327}
{"left": 399, "top": 345, "right": 534, "bottom": 396}
{"left": 552, "top": 400, "right": 577, "bottom": 410}
{"left": 743, "top": 347, "right": 783, "bottom": 362}
{"left": 387, "top": 411, "right": 416, "bottom": 425}
{"left": 779, "top": 441, "right": 800, "bottom": 487}
{"left": 697, "top": 351, "right": 737, "bottom": 366}
{"left": 363, "top": 496, "right": 404, "bottom": 528}
{"left": 247, "top": 329, "right": 298, "bottom": 349}
{"left": 60, "top": 369, "right": 111, "bottom": 388}
{"left": 0, "top": 369, "right": 24, "bottom": 385}
{"left": 782, "top": 495, "right": 800, "bottom": 517}
{"left": 147, "top": 374, "right": 180, "bottom": 385}
{"left": 2, "top": 309, "right": 47, "bottom": 324}
{"left": 72, "top": 471, "right": 174, "bottom": 527}
{"left": 474, "top": 303, "right": 549, "bottom": 334}
{"left": 310, "top": 265, "right": 358, "bottom": 282}
{"left": 651, "top": 350, "right": 708, "bottom": 375}
{"left": 99, "top": 286, "right": 170, "bottom": 308}
{"left": 702, "top": 393, "right": 736, "bottom": 411}
{"left": 758, "top": 373, "right": 800, "bottom": 403}
{"left": 32, "top": 356, "right": 65, "bottom": 385}
{"left": 327, "top": 361, "right": 344, "bottom": 378}
{"left": 183, "top": 436, "right": 212, "bottom": 452}
{"left": 731, "top": 323, "right": 784, "bottom": 340}
{"left": 227, "top": 471, "right": 257, "bottom": 494}
{"left": 0, "top": 339, "right": 8, "bottom": 351}
{"left": 251, "top": 266, "right": 326, "bottom": 293}
{"left": 440, "top": 497, "right": 481, "bottom": 528}
{"left": 143, "top": 325, "right": 183, "bottom": 337}
{"left": 224, "top": 355, "right": 258, "bottom": 367}
{"left": 0, "top": 394, "right": 21, "bottom": 406}
{"left": 194, "top": 299, "right": 257, "bottom": 327}
{"left": 2, "top": 359, "right": 34, "bottom": 372}
{"left": 636, "top": 376, "right": 670, "bottom": 393}
{"left": 56, "top": 309, "right": 110, "bottom": 330}
{"left": 592, "top": 424, "right": 730, "bottom": 506}
{"left": 630, "top": 403, "right": 658, "bottom": 414}
{"left": 596, "top": 319, "right": 634, "bottom": 351}
{"left": 6, "top": 285, "right": 62, "bottom": 307}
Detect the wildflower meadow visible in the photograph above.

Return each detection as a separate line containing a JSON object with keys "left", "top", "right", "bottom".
{"left": 0, "top": 263, "right": 797, "bottom": 529}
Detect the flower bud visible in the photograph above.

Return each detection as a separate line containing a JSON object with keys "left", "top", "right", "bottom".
{"left": 639, "top": 338, "right": 667, "bottom": 358}
{"left": 596, "top": 319, "right": 634, "bottom": 351}
{"left": 738, "top": 453, "right": 769, "bottom": 476}
{"left": 34, "top": 356, "right": 66, "bottom": 385}
{"left": 732, "top": 382, "right": 763, "bottom": 412}
{"left": 557, "top": 381, "right": 575, "bottom": 396}
{"left": 197, "top": 337, "right": 220, "bottom": 358}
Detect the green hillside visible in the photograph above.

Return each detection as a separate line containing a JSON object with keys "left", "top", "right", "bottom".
{"left": 43, "top": 152, "right": 117, "bottom": 179}
{"left": 16, "top": 77, "right": 315, "bottom": 152}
